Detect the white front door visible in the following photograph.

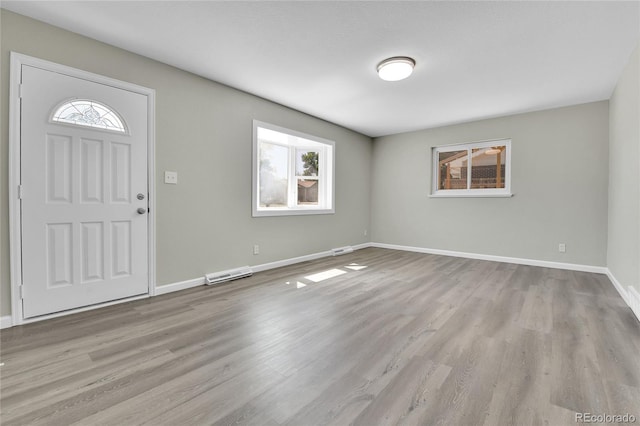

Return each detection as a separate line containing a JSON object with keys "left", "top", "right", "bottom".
{"left": 20, "top": 65, "right": 149, "bottom": 318}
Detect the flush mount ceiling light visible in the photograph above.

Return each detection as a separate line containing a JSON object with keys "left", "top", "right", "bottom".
{"left": 377, "top": 56, "right": 416, "bottom": 81}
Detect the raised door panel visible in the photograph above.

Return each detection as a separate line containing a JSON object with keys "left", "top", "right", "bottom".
{"left": 81, "top": 222, "right": 105, "bottom": 283}
{"left": 111, "top": 142, "right": 131, "bottom": 204}
{"left": 46, "top": 134, "right": 73, "bottom": 204}
{"left": 111, "top": 221, "right": 132, "bottom": 278}
{"left": 46, "top": 223, "right": 73, "bottom": 287}
{"left": 80, "top": 138, "right": 104, "bottom": 204}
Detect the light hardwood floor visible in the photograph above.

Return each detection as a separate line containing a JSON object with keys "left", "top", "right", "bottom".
{"left": 1, "top": 248, "right": 639, "bottom": 425}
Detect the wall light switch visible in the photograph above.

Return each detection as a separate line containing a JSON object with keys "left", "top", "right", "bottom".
{"left": 164, "top": 171, "right": 178, "bottom": 185}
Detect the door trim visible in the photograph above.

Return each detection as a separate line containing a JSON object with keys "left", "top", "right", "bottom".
{"left": 9, "top": 52, "right": 157, "bottom": 326}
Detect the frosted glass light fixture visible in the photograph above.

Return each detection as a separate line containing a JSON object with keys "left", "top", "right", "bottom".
{"left": 377, "top": 56, "right": 415, "bottom": 81}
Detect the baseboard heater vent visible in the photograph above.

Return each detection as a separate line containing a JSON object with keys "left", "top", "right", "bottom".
{"left": 331, "top": 246, "right": 354, "bottom": 256}
{"left": 205, "top": 266, "right": 253, "bottom": 285}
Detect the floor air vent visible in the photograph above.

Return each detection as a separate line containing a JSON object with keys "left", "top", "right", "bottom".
{"left": 331, "top": 246, "right": 354, "bottom": 256}
{"left": 205, "top": 266, "right": 253, "bottom": 285}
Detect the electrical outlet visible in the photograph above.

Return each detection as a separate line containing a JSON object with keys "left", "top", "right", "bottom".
{"left": 558, "top": 243, "right": 566, "bottom": 253}
{"left": 253, "top": 244, "right": 260, "bottom": 255}
{"left": 164, "top": 171, "right": 178, "bottom": 184}
{"left": 364, "top": 229, "right": 368, "bottom": 236}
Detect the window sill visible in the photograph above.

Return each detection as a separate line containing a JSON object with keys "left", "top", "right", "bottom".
{"left": 252, "top": 208, "right": 335, "bottom": 217}
{"left": 429, "top": 193, "right": 513, "bottom": 198}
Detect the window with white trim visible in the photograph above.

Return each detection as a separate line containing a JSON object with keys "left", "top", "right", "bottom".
{"left": 432, "top": 139, "right": 512, "bottom": 197}
{"left": 253, "top": 121, "right": 334, "bottom": 216}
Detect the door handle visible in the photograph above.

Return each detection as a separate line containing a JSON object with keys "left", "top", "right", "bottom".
{"left": 137, "top": 208, "right": 147, "bottom": 215}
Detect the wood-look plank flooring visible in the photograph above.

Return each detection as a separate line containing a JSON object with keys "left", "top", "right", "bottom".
{"left": 1, "top": 248, "right": 639, "bottom": 425}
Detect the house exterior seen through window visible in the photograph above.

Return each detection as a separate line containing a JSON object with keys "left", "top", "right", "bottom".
{"left": 253, "top": 121, "right": 335, "bottom": 216}
{"left": 432, "top": 139, "right": 512, "bottom": 197}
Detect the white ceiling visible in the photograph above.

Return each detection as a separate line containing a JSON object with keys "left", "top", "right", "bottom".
{"left": 3, "top": 1, "right": 639, "bottom": 137}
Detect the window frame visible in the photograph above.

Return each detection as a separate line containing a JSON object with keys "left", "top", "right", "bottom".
{"left": 252, "top": 120, "right": 335, "bottom": 217}
{"left": 430, "top": 138, "right": 513, "bottom": 198}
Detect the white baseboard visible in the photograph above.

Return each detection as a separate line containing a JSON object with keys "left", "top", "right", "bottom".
{"left": 626, "top": 284, "right": 640, "bottom": 323}
{"left": 606, "top": 269, "right": 631, "bottom": 305}
{"left": 154, "top": 243, "right": 372, "bottom": 296}
{"left": 605, "top": 269, "right": 640, "bottom": 323}
{"left": 154, "top": 277, "right": 206, "bottom": 296}
{"left": 371, "top": 242, "right": 607, "bottom": 274}
{"left": 154, "top": 241, "right": 606, "bottom": 298}
{"left": 1, "top": 315, "right": 13, "bottom": 329}
{"left": 352, "top": 242, "right": 372, "bottom": 251}
{"left": 252, "top": 250, "right": 333, "bottom": 273}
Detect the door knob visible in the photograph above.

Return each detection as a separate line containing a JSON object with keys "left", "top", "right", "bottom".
{"left": 137, "top": 208, "right": 146, "bottom": 215}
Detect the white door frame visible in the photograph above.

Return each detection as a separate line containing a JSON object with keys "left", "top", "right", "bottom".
{"left": 8, "top": 52, "right": 157, "bottom": 326}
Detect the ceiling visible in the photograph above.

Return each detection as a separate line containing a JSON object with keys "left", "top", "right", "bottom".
{"left": 3, "top": 1, "right": 639, "bottom": 137}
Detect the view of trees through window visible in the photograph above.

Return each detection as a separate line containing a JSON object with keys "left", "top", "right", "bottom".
{"left": 259, "top": 142, "right": 288, "bottom": 207}
{"left": 297, "top": 151, "right": 318, "bottom": 176}
{"left": 296, "top": 150, "right": 319, "bottom": 205}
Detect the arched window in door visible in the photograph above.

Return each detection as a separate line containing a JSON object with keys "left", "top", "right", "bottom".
{"left": 51, "top": 99, "right": 127, "bottom": 133}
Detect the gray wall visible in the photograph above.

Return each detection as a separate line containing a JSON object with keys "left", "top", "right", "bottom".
{"left": 371, "top": 102, "right": 610, "bottom": 267}
{"left": 0, "top": 10, "right": 372, "bottom": 316}
{"left": 608, "top": 43, "right": 640, "bottom": 294}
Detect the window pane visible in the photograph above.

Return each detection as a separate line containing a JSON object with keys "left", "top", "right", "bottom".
{"left": 296, "top": 150, "right": 319, "bottom": 176}
{"left": 438, "top": 150, "right": 468, "bottom": 190}
{"left": 259, "top": 142, "right": 289, "bottom": 207}
{"left": 52, "top": 99, "right": 126, "bottom": 133}
{"left": 471, "top": 146, "right": 506, "bottom": 189}
{"left": 297, "top": 179, "right": 318, "bottom": 205}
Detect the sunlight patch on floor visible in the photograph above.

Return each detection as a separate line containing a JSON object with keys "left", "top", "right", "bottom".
{"left": 345, "top": 263, "right": 367, "bottom": 271}
{"left": 305, "top": 268, "right": 347, "bottom": 283}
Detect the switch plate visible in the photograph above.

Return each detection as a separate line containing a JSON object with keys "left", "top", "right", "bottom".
{"left": 164, "top": 171, "right": 178, "bottom": 184}
{"left": 558, "top": 243, "right": 566, "bottom": 253}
